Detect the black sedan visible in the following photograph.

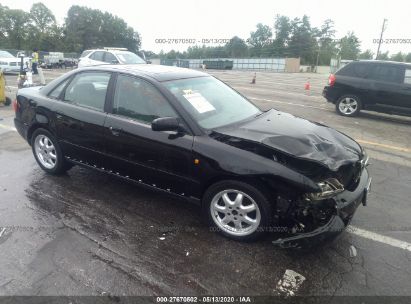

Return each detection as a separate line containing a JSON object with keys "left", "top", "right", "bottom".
{"left": 13, "top": 65, "right": 371, "bottom": 248}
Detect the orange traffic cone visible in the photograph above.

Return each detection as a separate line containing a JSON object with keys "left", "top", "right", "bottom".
{"left": 304, "top": 79, "right": 310, "bottom": 91}
{"left": 251, "top": 73, "right": 256, "bottom": 84}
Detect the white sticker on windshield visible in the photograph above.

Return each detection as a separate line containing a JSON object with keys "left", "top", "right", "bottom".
{"left": 183, "top": 92, "right": 215, "bottom": 113}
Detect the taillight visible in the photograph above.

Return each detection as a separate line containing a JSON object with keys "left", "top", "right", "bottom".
{"left": 328, "top": 74, "right": 336, "bottom": 87}
{"left": 12, "top": 99, "right": 19, "bottom": 112}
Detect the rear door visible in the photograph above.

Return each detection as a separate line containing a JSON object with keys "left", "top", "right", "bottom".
{"left": 103, "top": 74, "right": 196, "bottom": 196}
{"left": 52, "top": 71, "right": 112, "bottom": 166}
{"left": 335, "top": 62, "right": 374, "bottom": 105}
{"left": 368, "top": 64, "right": 405, "bottom": 108}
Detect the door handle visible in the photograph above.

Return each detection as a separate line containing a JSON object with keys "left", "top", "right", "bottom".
{"left": 109, "top": 126, "right": 122, "bottom": 136}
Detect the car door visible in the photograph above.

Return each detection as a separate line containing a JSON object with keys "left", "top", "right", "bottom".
{"left": 103, "top": 74, "right": 196, "bottom": 197}
{"left": 368, "top": 64, "right": 405, "bottom": 108}
{"left": 52, "top": 71, "right": 112, "bottom": 166}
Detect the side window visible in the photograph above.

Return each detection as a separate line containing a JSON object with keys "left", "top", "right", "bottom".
{"left": 48, "top": 78, "right": 71, "bottom": 99}
{"left": 89, "top": 51, "right": 105, "bottom": 62}
{"left": 353, "top": 63, "right": 371, "bottom": 78}
{"left": 370, "top": 65, "right": 403, "bottom": 83}
{"left": 336, "top": 64, "right": 354, "bottom": 76}
{"left": 404, "top": 69, "right": 411, "bottom": 85}
{"left": 104, "top": 52, "right": 118, "bottom": 63}
{"left": 63, "top": 72, "right": 111, "bottom": 111}
{"left": 80, "top": 50, "right": 92, "bottom": 58}
{"left": 113, "top": 75, "right": 177, "bottom": 124}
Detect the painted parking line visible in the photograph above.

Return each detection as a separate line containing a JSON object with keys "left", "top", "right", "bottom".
{"left": 348, "top": 226, "right": 411, "bottom": 252}
{"left": 237, "top": 86, "right": 322, "bottom": 99}
{"left": 250, "top": 97, "right": 327, "bottom": 110}
{"left": 0, "top": 123, "right": 17, "bottom": 132}
{"left": 356, "top": 139, "right": 411, "bottom": 153}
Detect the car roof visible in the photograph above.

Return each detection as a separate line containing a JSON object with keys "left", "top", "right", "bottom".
{"left": 352, "top": 60, "right": 411, "bottom": 68}
{"left": 85, "top": 49, "right": 131, "bottom": 53}
{"left": 80, "top": 64, "right": 209, "bottom": 82}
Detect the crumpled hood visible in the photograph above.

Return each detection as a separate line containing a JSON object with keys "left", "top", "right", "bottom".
{"left": 213, "top": 109, "right": 363, "bottom": 171}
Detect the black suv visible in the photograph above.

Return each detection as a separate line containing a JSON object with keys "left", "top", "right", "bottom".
{"left": 323, "top": 60, "right": 411, "bottom": 117}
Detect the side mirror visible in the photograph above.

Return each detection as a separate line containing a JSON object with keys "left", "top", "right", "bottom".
{"left": 151, "top": 117, "right": 182, "bottom": 132}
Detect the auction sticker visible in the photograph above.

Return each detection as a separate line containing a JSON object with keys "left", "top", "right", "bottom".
{"left": 183, "top": 92, "right": 215, "bottom": 113}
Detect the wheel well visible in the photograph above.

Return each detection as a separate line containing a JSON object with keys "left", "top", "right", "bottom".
{"left": 27, "top": 124, "right": 49, "bottom": 145}
{"left": 337, "top": 93, "right": 362, "bottom": 102}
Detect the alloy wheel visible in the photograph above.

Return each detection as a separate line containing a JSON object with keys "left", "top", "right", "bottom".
{"left": 210, "top": 189, "right": 261, "bottom": 236}
{"left": 339, "top": 97, "right": 358, "bottom": 115}
{"left": 34, "top": 134, "right": 57, "bottom": 169}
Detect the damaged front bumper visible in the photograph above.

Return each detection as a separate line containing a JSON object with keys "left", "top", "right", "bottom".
{"left": 273, "top": 168, "right": 371, "bottom": 249}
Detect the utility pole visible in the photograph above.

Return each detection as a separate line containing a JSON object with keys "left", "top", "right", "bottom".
{"left": 315, "top": 42, "right": 321, "bottom": 73}
{"left": 376, "top": 19, "right": 387, "bottom": 59}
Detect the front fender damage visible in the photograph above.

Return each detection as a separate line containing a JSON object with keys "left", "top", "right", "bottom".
{"left": 272, "top": 215, "right": 345, "bottom": 249}
{"left": 272, "top": 168, "right": 370, "bottom": 249}
{"left": 207, "top": 126, "right": 370, "bottom": 249}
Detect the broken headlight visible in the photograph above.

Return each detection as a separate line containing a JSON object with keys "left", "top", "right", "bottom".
{"left": 306, "top": 178, "right": 344, "bottom": 201}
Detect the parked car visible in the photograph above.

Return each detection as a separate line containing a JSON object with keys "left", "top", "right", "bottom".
{"left": 13, "top": 65, "right": 371, "bottom": 248}
{"left": 0, "top": 50, "right": 30, "bottom": 73}
{"left": 78, "top": 48, "right": 146, "bottom": 68}
{"left": 323, "top": 60, "right": 411, "bottom": 117}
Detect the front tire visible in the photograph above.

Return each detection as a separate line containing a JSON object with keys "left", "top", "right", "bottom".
{"left": 31, "top": 128, "right": 72, "bottom": 175}
{"left": 202, "top": 180, "right": 272, "bottom": 242}
{"left": 336, "top": 95, "right": 362, "bottom": 117}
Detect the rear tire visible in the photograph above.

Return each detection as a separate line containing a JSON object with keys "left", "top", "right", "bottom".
{"left": 31, "top": 128, "right": 73, "bottom": 175}
{"left": 202, "top": 180, "right": 272, "bottom": 242}
{"left": 336, "top": 95, "right": 361, "bottom": 117}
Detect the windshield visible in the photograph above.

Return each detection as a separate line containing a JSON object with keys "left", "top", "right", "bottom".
{"left": 115, "top": 51, "right": 146, "bottom": 64}
{"left": 164, "top": 76, "right": 261, "bottom": 129}
{"left": 0, "top": 51, "right": 15, "bottom": 58}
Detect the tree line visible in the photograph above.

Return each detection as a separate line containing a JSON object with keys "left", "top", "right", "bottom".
{"left": 0, "top": 2, "right": 141, "bottom": 54}
{"left": 1, "top": 3, "right": 410, "bottom": 64}
{"left": 160, "top": 15, "right": 411, "bottom": 65}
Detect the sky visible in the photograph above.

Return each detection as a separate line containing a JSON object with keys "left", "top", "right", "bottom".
{"left": 2, "top": 0, "right": 411, "bottom": 55}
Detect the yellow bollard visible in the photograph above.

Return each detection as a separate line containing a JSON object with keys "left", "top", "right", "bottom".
{"left": 0, "top": 69, "right": 6, "bottom": 105}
